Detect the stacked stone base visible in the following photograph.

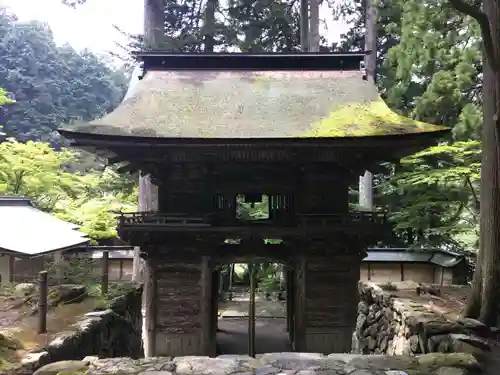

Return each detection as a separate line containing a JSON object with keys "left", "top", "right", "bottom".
{"left": 35, "top": 352, "right": 482, "bottom": 375}
{"left": 354, "top": 282, "right": 492, "bottom": 358}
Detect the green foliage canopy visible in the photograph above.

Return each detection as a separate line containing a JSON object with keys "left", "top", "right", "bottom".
{"left": 0, "top": 6, "right": 127, "bottom": 143}
{"left": 0, "top": 139, "right": 137, "bottom": 240}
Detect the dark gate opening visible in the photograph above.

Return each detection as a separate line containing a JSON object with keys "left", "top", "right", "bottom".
{"left": 215, "top": 261, "right": 292, "bottom": 355}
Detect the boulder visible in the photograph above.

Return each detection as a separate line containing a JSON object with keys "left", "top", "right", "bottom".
{"left": 15, "top": 283, "right": 36, "bottom": 297}
{"left": 0, "top": 332, "right": 23, "bottom": 350}
{"left": 48, "top": 285, "right": 87, "bottom": 306}
{"left": 448, "top": 333, "right": 490, "bottom": 356}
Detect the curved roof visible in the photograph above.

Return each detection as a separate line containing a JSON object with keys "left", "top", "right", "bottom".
{"left": 61, "top": 69, "right": 448, "bottom": 139}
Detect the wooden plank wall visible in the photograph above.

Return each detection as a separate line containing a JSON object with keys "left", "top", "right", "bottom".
{"left": 154, "top": 255, "right": 206, "bottom": 356}
{"left": 303, "top": 255, "right": 360, "bottom": 354}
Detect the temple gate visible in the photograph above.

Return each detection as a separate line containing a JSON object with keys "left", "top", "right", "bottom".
{"left": 59, "top": 52, "right": 448, "bottom": 356}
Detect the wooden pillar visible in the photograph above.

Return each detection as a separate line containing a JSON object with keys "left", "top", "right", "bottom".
{"left": 119, "top": 259, "right": 124, "bottom": 280}
{"left": 200, "top": 256, "right": 215, "bottom": 356}
{"left": 294, "top": 255, "right": 307, "bottom": 352}
{"left": 101, "top": 251, "right": 109, "bottom": 295}
{"left": 38, "top": 271, "right": 48, "bottom": 334}
{"left": 211, "top": 269, "right": 220, "bottom": 354}
{"left": 8, "top": 255, "right": 14, "bottom": 283}
{"left": 248, "top": 263, "right": 256, "bottom": 357}
{"left": 143, "top": 254, "right": 157, "bottom": 357}
{"left": 53, "top": 251, "right": 63, "bottom": 282}
{"left": 286, "top": 267, "right": 295, "bottom": 345}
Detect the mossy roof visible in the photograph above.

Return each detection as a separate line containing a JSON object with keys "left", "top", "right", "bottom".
{"left": 62, "top": 70, "right": 449, "bottom": 139}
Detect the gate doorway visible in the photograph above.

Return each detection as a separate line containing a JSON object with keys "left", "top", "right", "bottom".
{"left": 215, "top": 261, "right": 292, "bottom": 355}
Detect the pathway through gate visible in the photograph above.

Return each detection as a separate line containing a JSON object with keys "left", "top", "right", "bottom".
{"left": 217, "top": 292, "right": 290, "bottom": 354}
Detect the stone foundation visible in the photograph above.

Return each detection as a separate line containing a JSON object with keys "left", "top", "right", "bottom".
{"left": 353, "top": 282, "right": 491, "bottom": 357}
{"left": 34, "top": 352, "right": 483, "bottom": 375}
{"left": 13, "top": 284, "right": 143, "bottom": 374}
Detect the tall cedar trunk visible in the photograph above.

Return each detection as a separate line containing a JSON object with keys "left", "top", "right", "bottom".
{"left": 359, "top": 0, "right": 377, "bottom": 210}
{"left": 141, "top": 0, "right": 164, "bottom": 357}
{"left": 300, "top": 0, "right": 309, "bottom": 51}
{"left": 478, "top": 0, "right": 500, "bottom": 326}
{"left": 449, "top": 0, "right": 500, "bottom": 325}
{"left": 203, "top": 0, "right": 217, "bottom": 52}
{"left": 144, "top": 0, "right": 166, "bottom": 49}
{"left": 308, "top": 0, "right": 320, "bottom": 52}
{"left": 463, "top": 54, "right": 490, "bottom": 319}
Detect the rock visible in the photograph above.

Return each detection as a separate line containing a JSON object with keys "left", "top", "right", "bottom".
{"left": 348, "top": 355, "right": 418, "bottom": 370}
{"left": 448, "top": 333, "right": 490, "bottom": 356}
{"left": 416, "top": 284, "right": 441, "bottom": 297}
{"left": 48, "top": 284, "right": 87, "bottom": 305}
{"left": 15, "top": 282, "right": 36, "bottom": 296}
{"left": 456, "top": 319, "right": 491, "bottom": 338}
{"left": 417, "top": 353, "right": 480, "bottom": 371}
{"left": 434, "top": 367, "right": 468, "bottom": 375}
{"left": 33, "top": 360, "right": 88, "bottom": 375}
{"left": 0, "top": 332, "right": 23, "bottom": 350}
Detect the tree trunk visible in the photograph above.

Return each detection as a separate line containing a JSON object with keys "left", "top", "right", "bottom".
{"left": 308, "top": 0, "right": 320, "bottom": 53}
{"left": 300, "top": 0, "right": 309, "bottom": 52}
{"left": 203, "top": 0, "right": 217, "bottom": 52}
{"left": 144, "top": 0, "right": 165, "bottom": 49}
{"left": 358, "top": 0, "right": 377, "bottom": 211}
{"left": 448, "top": 0, "right": 500, "bottom": 325}
{"left": 141, "top": 0, "right": 164, "bottom": 357}
{"left": 478, "top": 0, "right": 500, "bottom": 326}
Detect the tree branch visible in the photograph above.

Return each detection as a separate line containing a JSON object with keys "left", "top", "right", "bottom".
{"left": 448, "top": 0, "right": 497, "bottom": 68}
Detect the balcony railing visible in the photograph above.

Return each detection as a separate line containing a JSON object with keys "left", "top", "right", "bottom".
{"left": 118, "top": 211, "right": 388, "bottom": 228}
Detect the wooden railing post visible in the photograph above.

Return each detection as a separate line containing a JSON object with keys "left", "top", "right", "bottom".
{"left": 38, "top": 271, "right": 48, "bottom": 334}
{"left": 101, "top": 251, "right": 109, "bottom": 296}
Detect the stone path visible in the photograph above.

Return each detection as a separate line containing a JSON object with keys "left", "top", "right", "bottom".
{"left": 33, "top": 352, "right": 483, "bottom": 375}
{"left": 217, "top": 295, "right": 289, "bottom": 355}
{"left": 217, "top": 318, "right": 291, "bottom": 355}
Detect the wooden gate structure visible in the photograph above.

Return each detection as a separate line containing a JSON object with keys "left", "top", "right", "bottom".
{"left": 59, "top": 52, "right": 449, "bottom": 356}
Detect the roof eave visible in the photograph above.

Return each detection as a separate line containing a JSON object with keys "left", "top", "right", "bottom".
{"left": 0, "top": 238, "right": 91, "bottom": 259}
{"left": 58, "top": 128, "right": 450, "bottom": 147}
{"left": 136, "top": 51, "right": 367, "bottom": 72}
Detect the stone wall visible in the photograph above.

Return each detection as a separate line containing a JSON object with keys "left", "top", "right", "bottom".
{"left": 34, "top": 352, "right": 484, "bottom": 375}
{"left": 14, "top": 284, "right": 143, "bottom": 375}
{"left": 353, "top": 282, "right": 491, "bottom": 357}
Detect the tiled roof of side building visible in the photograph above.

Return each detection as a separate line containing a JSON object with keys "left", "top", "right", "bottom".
{"left": 364, "top": 248, "right": 466, "bottom": 268}
{"left": 0, "top": 196, "right": 89, "bottom": 257}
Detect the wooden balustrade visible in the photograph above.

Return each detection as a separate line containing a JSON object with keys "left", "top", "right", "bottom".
{"left": 118, "top": 211, "right": 388, "bottom": 228}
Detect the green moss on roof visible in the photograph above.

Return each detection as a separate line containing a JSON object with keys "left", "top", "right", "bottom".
{"left": 309, "top": 99, "right": 449, "bottom": 137}
{"left": 62, "top": 70, "right": 449, "bottom": 139}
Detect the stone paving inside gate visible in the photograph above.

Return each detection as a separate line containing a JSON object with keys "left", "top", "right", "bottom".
{"left": 33, "top": 352, "right": 481, "bottom": 375}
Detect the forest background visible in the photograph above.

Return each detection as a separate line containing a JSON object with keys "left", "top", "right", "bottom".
{"left": 0, "top": 0, "right": 482, "bottom": 251}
